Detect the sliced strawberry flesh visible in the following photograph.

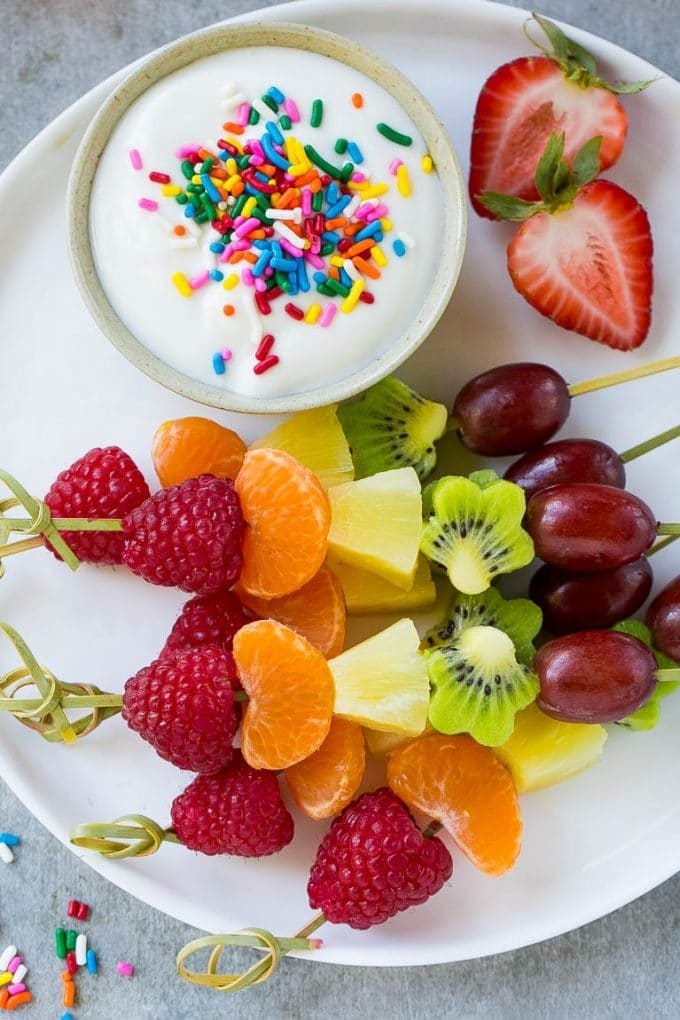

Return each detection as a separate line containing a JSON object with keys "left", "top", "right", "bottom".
{"left": 507, "top": 180, "right": 653, "bottom": 350}
{"left": 470, "top": 57, "right": 627, "bottom": 216}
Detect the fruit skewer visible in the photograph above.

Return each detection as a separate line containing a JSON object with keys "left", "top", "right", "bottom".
{"left": 0, "top": 467, "right": 245, "bottom": 594}
{"left": 451, "top": 357, "right": 680, "bottom": 456}
{"left": 74, "top": 735, "right": 520, "bottom": 994}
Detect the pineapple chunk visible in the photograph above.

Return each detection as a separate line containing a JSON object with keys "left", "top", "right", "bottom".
{"left": 364, "top": 722, "right": 434, "bottom": 757}
{"left": 329, "top": 555, "right": 437, "bottom": 614}
{"left": 494, "top": 704, "right": 607, "bottom": 793}
{"left": 250, "top": 405, "right": 354, "bottom": 490}
{"left": 330, "top": 618, "right": 429, "bottom": 735}
{"left": 327, "top": 468, "right": 422, "bottom": 590}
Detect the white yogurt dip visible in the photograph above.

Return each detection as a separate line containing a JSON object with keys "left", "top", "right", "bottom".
{"left": 90, "top": 45, "right": 444, "bottom": 398}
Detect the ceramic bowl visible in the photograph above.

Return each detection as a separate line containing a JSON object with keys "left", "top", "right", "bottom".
{"left": 67, "top": 20, "right": 467, "bottom": 413}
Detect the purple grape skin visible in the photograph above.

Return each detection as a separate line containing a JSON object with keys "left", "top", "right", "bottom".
{"left": 504, "top": 439, "right": 626, "bottom": 502}
{"left": 535, "top": 630, "right": 657, "bottom": 723}
{"left": 530, "top": 559, "right": 653, "bottom": 634}
{"left": 525, "top": 483, "right": 657, "bottom": 573}
{"left": 453, "top": 363, "right": 570, "bottom": 456}
{"left": 646, "top": 575, "right": 680, "bottom": 662}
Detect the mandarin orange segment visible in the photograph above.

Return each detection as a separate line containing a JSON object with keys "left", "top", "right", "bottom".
{"left": 233, "top": 619, "right": 334, "bottom": 770}
{"left": 285, "top": 718, "right": 365, "bottom": 820}
{"left": 235, "top": 449, "right": 331, "bottom": 598}
{"left": 387, "top": 732, "right": 522, "bottom": 876}
{"left": 236, "top": 565, "right": 346, "bottom": 658}
{"left": 152, "top": 417, "right": 246, "bottom": 487}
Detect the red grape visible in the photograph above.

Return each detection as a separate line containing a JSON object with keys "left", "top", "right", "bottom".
{"left": 530, "top": 559, "right": 653, "bottom": 634}
{"left": 526, "top": 483, "right": 657, "bottom": 572}
{"left": 452, "top": 363, "right": 570, "bottom": 456}
{"left": 646, "top": 574, "right": 680, "bottom": 661}
{"left": 535, "top": 631, "right": 657, "bottom": 723}
{"left": 504, "top": 439, "right": 625, "bottom": 501}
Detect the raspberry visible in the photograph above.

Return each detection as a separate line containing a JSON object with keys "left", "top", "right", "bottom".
{"left": 170, "top": 752, "right": 294, "bottom": 857}
{"left": 122, "top": 474, "right": 245, "bottom": 595}
{"left": 44, "top": 446, "right": 150, "bottom": 565}
{"left": 122, "top": 645, "right": 238, "bottom": 773}
{"left": 307, "top": 788, "right": 453, "bottom": 929}
{"left": 160, "top": 590, "right": 251, "bottom": 659}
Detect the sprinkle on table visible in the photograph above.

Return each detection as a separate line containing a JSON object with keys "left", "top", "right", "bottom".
{"left": 351, "top": 92, "right": 364, "bottom": 108}
{"left": 117, "top": 961, "right": 135, "bottom": 977}
{"left": 128, "top": 148, "right": 143, "bottom": 170}
{"left": 421, "top": 153, "right": 434, "bottom": 173}
{"left": 392, "top": 238, "right": 407, "bottom": 257}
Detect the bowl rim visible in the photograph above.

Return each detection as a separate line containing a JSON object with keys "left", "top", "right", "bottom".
{"left": 67, "top": 19, "right": 467, "bottom": 414}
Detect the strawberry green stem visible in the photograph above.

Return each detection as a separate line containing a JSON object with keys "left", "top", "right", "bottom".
{"left": 619, "top": 423, "right": 680, "bottom": 464}
{"left": 657, "top": 524, "right": 680, "bottom": 536}
{"left": 176, "top": 914, "right": 326, "bottom": 992}
{"left": 568, "top": 357, "right": 680, "bottom": 398}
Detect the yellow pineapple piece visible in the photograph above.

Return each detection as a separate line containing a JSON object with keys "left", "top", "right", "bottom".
{"left": 330, "top": 618, "right": 429, "bottom": 735}
{"left": 329, "top": 555, "right": 436, "bottom": 614}
{"left": 327, "top": 467, "right": 422, "bottom": 590}
{"left": 494, "top": 703, "right": 607, "bottom": 793}
{"left": 364, "top": 722, "right": 434, "bottom": 757}
{"left": 250, "top": 404, "right": 354, "bottom": 490}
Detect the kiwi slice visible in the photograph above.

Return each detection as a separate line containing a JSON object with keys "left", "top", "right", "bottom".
{"left": 426, "top": 625, "right": 539, "bottom": 746}
{"left": 614, "top": 619, "right": 679, "bottom": 731}
{"left": 337, "top": 376, "right": 448, "bottom": 481}
{"left": 420, "top": 473, "right": 534, "bottom": 595}
{"left": 424, "top": 586, "right": 542, "bottom": 666}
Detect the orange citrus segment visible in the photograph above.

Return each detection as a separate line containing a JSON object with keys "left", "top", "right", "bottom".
{"left": 387, "top": 732, "right": 522, "bottom": 876}
{"left": 235, "top": 449, "right": 331, "bottom": 598}
{"left": 152, "top": 417, "right": 246, "bottom": 487}
{"left": 233, "top": 619, "right": 334, "bottom": 770}
{"left": 235, "top": 565, "right": 346, "bottom": 658}
{"left": 285, "top": 718, "right": 365, "bottom": 820}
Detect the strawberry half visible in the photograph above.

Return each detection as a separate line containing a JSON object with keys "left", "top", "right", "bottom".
{"left": 469, "top": 14, "right": 653, "bottom": 219}
{"left": 480, "top": 134, "right": 653, "bottom": 351}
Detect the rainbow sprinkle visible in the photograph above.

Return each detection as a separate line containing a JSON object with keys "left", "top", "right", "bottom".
{"left": 136, "top": 79, "right": 429, "bottom": 380}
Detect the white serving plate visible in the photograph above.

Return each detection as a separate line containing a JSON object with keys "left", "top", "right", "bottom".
{"left": 1, "top": 0, "right": 679, "bottom": 967}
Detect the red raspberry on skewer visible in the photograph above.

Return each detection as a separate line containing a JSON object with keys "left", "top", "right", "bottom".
{"left": 171, "top": 752, "right": 294, "bottom": 857}
{"left": 160, "top": 590, "right": 252, "bottom": 660}
{"left": 122, "top": 474, "right": 245, "bottom": 595}
{"left": 122, "top": 645, "right": 238, "bottom": 774}
{"left": 44, "top": 446, "right": 150, "bottom": 565}
{"left": 307, "top": 788, "right": 453, "bottom": 930}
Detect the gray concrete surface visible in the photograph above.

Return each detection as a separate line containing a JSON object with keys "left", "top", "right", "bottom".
{"left": 1, "top": 1, "right": 679, "bottom": 1016}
